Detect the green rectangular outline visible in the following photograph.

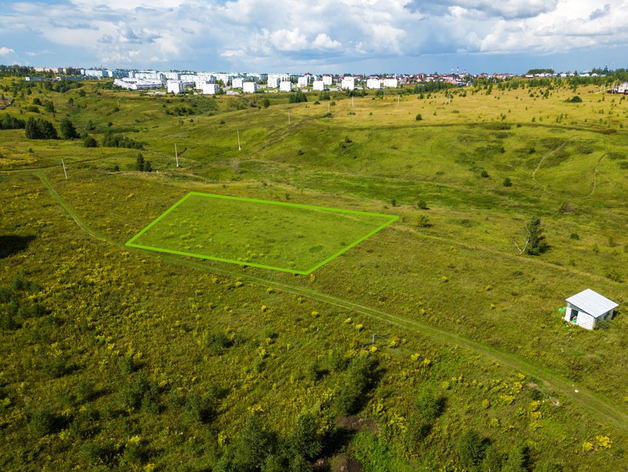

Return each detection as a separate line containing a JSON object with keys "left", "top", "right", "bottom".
{"left": 125, "top": 192, "right": 398, "bottom": 275}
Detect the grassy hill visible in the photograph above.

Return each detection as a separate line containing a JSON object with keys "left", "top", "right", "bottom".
{"left": 1, "top": 78, "right": 628, "bottom": 471}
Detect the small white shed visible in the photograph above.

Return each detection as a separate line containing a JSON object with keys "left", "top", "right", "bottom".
{"left": 564, "top": 288, "right": 618, "bottom": 330}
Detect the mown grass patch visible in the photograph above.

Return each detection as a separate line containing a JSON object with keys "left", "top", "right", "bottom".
{"left": 127, "top": 192, "right": 397, "bottom": 274}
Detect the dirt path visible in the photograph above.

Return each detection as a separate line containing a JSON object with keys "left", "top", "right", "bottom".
{"left": 35, "top": 170, "right": 628, "bottom": 435}
{"left": 532, "top": 142, "right": 567, "bottom": 181}
{"left": 590, "top": 147, "right": 607, "bottom": 196}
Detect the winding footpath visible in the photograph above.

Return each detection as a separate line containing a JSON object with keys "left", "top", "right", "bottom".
{"left": 34, "top": 171, "right": 628, "bottom": 435}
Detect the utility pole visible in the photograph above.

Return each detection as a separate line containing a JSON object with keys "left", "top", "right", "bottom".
{"left": 61, "top": 159, "right": 68, "bottom": 179}
{"left": 237, "top": 129, "right": 241, "bottom": 151}
{"left": 174, "top": 143, "right": 179, "bottom": 167}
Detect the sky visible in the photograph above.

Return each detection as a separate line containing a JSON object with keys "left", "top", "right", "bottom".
{"left": 0, "top": 0, "right": 626, "bottom": 74}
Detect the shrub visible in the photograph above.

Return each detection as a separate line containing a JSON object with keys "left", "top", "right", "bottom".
{"left": 204, "top": 331, "right": 232, "bottom": 355}
{"left": 263, "top": 98, "right": 270, "bottom": 108}
{"left": 184, "top": 394, "right": 215, "bottom": 424}
{"left": 336, "top": 354, "right": 377, "bottom": 415}
{"left": 458, "top": 429, "right": 485, "bottom": 467}
{"left": 83, "top": 136, "right": 98, "bottom": 148}
{"left": 417, "top": 200, "right": 428, "bottom": 210}
{"left": 568, "top": 95, "right": 582, "bottom": 103}
{"left": 29, "top": 409, "right": 64, "bottom": 437}
{"left": 415, "top": 388, "right": 444, "bottom": 422}
{"left": 416, "top": 215, "right": 430, "bottom": 228}
{"left": 503, "top": 177, "right": 512, "bottom": 187}
{"left": 480, "top": 170, "right": 489, "bottom": 178}
{"left": 416, "top": 113, "right": 422, "bottom": 121}
{"left": 102, "top": 130, "right": 143, "bottom": 149}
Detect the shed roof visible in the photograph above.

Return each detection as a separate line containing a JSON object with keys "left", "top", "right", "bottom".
{"left": 566, "top": 289, "right": 618, "bottom": 318}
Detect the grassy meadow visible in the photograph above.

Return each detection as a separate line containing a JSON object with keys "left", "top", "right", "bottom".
{"left": 1, "top": 77, "right": 628, "bottom": 471}
{"left": 127, "top": 192, "right": 397, "bottom": 274}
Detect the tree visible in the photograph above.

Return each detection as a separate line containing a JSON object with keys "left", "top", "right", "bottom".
{"left": 60, "top": 117, "right": 78, "bottom": 139}
{"left": 262, "top": 98, "right": 270, "bottom": 108}
{"left": 233, "top": 416, "right": 270, "bottom": 471}
{"left": 458, "top": 430, "right": 485, "bottom": 467}
{"left": 289, "top": 412, "right": 322, "bottom": 461}
{"left": 25, "top": 117, "right": 58, "bottom": 139}
{"left": 516, "top": 217, "right": 548, "bottom": 256}
{"left": 502, "top": 444, "right": 529, "bottom": 472}
{"left": 135, "top": 153, "right": 152, "bottom": 172}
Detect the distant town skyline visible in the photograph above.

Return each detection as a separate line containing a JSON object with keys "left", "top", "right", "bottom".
{"left": 0, "top": 0, "right": 625, "bottom": 75}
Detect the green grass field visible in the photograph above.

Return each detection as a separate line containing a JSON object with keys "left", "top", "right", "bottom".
{"left": 127, "top": 192, "right": 397, "bottom": 274}
{"left": 1, "top": 77, "right": 628, "bottom": 471}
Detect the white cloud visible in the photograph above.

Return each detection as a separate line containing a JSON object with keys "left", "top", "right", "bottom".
{"left": 269, "top": 28, "right": 309, "bottom": 51}
{"left": 0, "top": 0, "right": 627, "bottom": 71}
{"left": 313, "top": 33, "right": 342, "bottom": 51}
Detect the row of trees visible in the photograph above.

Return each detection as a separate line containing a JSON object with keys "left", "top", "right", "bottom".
{"left": 23, "top": 116, "right": 78, "bottom": 140}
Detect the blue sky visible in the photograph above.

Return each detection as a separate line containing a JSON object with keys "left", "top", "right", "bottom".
{"left": 0, "top": 0, "right": 625, "bottom": 74}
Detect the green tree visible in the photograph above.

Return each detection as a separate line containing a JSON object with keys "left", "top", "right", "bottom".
{"left": 523, "top": 217, "right": 548, "bottom": 255}
{"left": 458, "top": 430, "right": 485, "bottom": 468}
{"left": 233, "top": 416, "right": 270, "bottom": 471}
{"left": 60, "top": 117, "right": 78, "bottom": 139}
{"left": 263, "top": 98, "right": 270, "bottom": 108}
{"left": 502, "top": 444, "right": 529, "bottom": 472}
{"left": 336, "top": 354, "right": 377, "bottom": 415}
{"left": 482, "top": 444, "right": 504, "bottom": 472}
{"left": 289, "top": 412, "right": 322, "bottom": 461}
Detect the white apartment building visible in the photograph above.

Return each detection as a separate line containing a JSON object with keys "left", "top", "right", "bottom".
{"left": 202, "top": 83, "right": 219, "bottom": 95}
{"left": 313, "top": 80, "right": 325, "bottom": 91}
{"left": 280, "top": 81, "right": 292, "bottom": 92}
{"left": 383, "top": 78, "right": 398, "bottom": 88}
{"left": 84, "top": 69, "right": 104, "bottom": 78}
{"left": 231, "top": 78, "right": 244, "bottom": 89}
{"left": 267, "top": 77, "right": 280, "bottom": 88}
{"left": 164, "top": 72, "right": 180, "bottom": 80}
{"left": 297, "top": 76, "right": 309, "bottom": 88}
{"left": 341, "top": 77, "right": 355, "bottom": 90}
{"left": 366, "top": 78, "right": 381, "bottom": 89}
{"left": 322, "top": 75, "right": 333, "bottom": 86}
{"left": 243, "top": 82, "right": 257, "bottom": 93}
{"left": 167, "top": 80, "right": 185, "bottom": 94}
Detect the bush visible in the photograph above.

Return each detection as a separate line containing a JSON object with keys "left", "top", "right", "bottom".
{"left": 102, "top": 130, "right": 143, "bottom": 149}
{"left": 415, "top": 113, "right": 422, "bottom": 121}
{"left": 415, "top": 388, "right": 444, "bottom": 422}
{"left": 417, "top": 200, "right": 428, "bottom": 210}
{"left": 184, "top": 394, "right": 216, "bottom": 424}
{"left": 503, "top": 177, "right": 512, "bottom": 187}
{"left": 480, "top": 170, "right": 490, "bottom": 178}
{"left": 416, "top": 215, "right": 430, "bottom": 228}
{"left": 83, "top": 136, "right": 98, "bottom": 148}
{"left": 30, "top": 409, "right": 64, "bottom": 437}
{"left": 568, "top": 95, "right": 582, "bottom": 103}
{"left": 458, "top": 429, "right": 485, "bottom": 467}
{"left": 336, "top": 355, "right": 377, "bottom": 415}
{"left": 204, "top": 331, "right": 232, "bottom": 355}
